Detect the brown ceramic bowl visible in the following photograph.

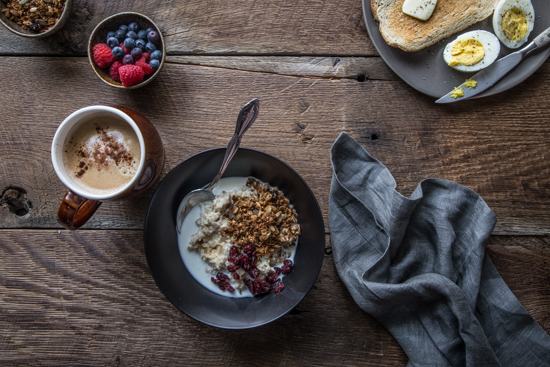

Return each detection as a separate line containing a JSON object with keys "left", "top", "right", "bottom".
{"left": 0, "top": 0, "right": 73, "bottom": 38}
{"left": 88, "top": 12, "right": 165, "bottom": 89}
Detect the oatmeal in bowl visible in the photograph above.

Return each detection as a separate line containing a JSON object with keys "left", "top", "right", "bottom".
{"left": 179, "top": 177, "right": 300, "bottom": 297}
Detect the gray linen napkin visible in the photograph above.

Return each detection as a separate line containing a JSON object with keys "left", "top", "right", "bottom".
{"left": 329, "top": 133, "right": 550, "bottom": 367}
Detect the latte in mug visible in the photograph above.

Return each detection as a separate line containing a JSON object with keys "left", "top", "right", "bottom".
{"left": 62, "top": 113, "right": 141, "bottom": 196}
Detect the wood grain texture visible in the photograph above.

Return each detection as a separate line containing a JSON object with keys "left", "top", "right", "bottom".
{"left": 1, "top": 57, "right": 550, "bottom": 234}
{"left": 0, "top": 0, "right": 374, "bottom": 56}
{"left": 0, "top": 230, "right": 548, "bottom": 366}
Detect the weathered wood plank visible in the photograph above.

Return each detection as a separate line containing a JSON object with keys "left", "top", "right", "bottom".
{"left": 0, "top": 0, "right": 374, "bottom": 56}
{"left": 0, "top": 231, "right": 406, "bottom": 366}
{"left": 0, "top": 57, "right": 549, "bottom": 234}
{"left": 0, "top": 230, "right": 547, "bottom": 365}
{"left": 167, "top": 56, "right": 400, "bottom": 81}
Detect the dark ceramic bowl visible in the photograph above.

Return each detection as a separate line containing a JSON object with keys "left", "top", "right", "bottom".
{"left": 88, "top": 12, "right": 165, "bottom": 89}
{"left": 144, "top": 148, "right": 326, "bottom": 329}
{"left": 0, "top": 0, "right": 72, "bottom": 38}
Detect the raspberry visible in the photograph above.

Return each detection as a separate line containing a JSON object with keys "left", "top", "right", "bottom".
{"left": 119, "top": 65, "right": 144, "bottom": 87}
{"left": 109, "top": 60, "right": 123, "bottom": 82}
{"left": 135, "top": 56, "right": 154, "bottom": 75}
{"left": 93, "top": 43, "right": 116, "bottom": 69}
{"left": 142, "top": 52, "right": 150, "bottom": 62}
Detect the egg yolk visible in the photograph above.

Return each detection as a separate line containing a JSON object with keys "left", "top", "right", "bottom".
{"left": 502, "top": 8, "right": 529, "bottom": 41}
{"left": 450, "top": 87, "right": 464, "bottom": 99}
{"left": 449, "top": 39, "right": 485, "bottom": 67}
{"left": 464, "top": 79, "right": 477, "bottom": 89}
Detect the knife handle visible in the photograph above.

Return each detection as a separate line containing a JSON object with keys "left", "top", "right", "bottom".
{"left": 534, "top": 26, "right": 550, "bottom": 49}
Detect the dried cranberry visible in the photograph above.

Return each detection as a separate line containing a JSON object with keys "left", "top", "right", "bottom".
{"left": 243, "top": 244, "right": 255, "bottom": 255}
{"left": 227, "top": 264, "right": 240, "bottom": 272}
{"left": 258, "top": 279, "right": 271, "bottom": 293}
{"left": 253, "top": 281, "right": 262, "bottom": 294}
{"left": 232, "top": 272, "right": 240, "bottom": 280}
{"left": 273, "top": 282, "right": 285, "bottom": 294}
{"left": 211, "top": 277, "right": 218, "bottom": 285}
{"left": 248, "top": 268, "right": 260, "bottom": 279}
{"left": 229, "top": 246, "right": 238, "bottom": 257}
{"left": 227, "top": 285, "right": 235, "bottom": 292}
{"left": 281, "top": 259, "right": 293, "bottom": 275}
{"left": 216, "top": 272, "right": 230, "bottom": 281}
{"left": 250, "top": 255, "right": 257, "bottom": 266}
{"left": 243, "top": 263, "right": 251, "bottom": 271}
{"left": 228, "top": 256, "right": 236, "bottom": 263}
{"left": 244, "top": 278, "right": 255, "bottom": 295}
{"left": 266, "top": 272, "right": 279, "bottom": 284}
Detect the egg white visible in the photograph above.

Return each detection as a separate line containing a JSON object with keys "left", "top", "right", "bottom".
{"left": 493, "top": 0, "right": 535, "bottom": 49}
{"left": 443, "top": 30, "right": 501, "bottom": 72}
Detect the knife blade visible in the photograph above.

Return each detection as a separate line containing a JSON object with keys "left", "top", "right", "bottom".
{"left": 436, "top": 26, "right": 550, "bottom": 104}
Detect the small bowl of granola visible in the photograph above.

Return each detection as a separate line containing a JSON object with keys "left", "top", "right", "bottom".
{"left": 88, "top": 12, "right": 165, "bottom": 89}
{"left": 0, "top": 0, "right": 72, "bottom": 38}
{"left": 144, "top": 148, "right": 326, "bottom": 329}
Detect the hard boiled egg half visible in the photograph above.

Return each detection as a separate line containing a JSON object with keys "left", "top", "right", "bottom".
{"left": 493, "top": 0, "right": 535, "bottom": 49}
{"left": 443, "top": 30, "right": 500, "bottom": 72}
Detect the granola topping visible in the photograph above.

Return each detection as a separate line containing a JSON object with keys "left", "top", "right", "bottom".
{"left": 222, "top": 177, "right": 301, "bottom": 259}
{"left": 1, "top": 0, "right": 65, "bottom": 33}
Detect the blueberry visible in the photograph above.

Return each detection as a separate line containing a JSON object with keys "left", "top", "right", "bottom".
{"left": 137, "top": 30, "right": 148, "bottom": 40}
{"left": 106, "top": 37, "right": 119, "bottom": 49}
{"left": 111, "top": 47, "right": 124, "bottom": 59}
{"left": 135, "top": 39, "right": 146, "bottom": 51}
{"left": 124, "top": 38, "right": 136, "bottom": 50}
{"left": 145, "top": 42, "right": 156, "bottom": 53}
{"left": 150, "top": 50, "right": 162, "bottom": 60}
{"left": 119, "top": 24, "right": 128, "bottom": 33}
{"left": 131, "top": 47, "right": 143, "bottom": 59}
{"left": 126, "top": 31, "right": 138, "bottom": 40}
{"left": 122, "top": 54, "right": 134, "bottom": 65}
{"left": 145, "top": 27, "right": 153, "bottom": 33}
{"left": 149, "top": 59, "right": 160, "bottom": 70}
{"left": 115, "top": 29, "right": 126, "bottom": 42}
{"left": 29, "top": 23, "right": 40, "bottom": 32}
{"left": 106, "top": 31, "right": 116, "bottom": 41}
{"left": 128, "top": 22, "right": 140, "bottom": 33}
{"left": 147, "top": 30, "right": 160, "bottom": 45}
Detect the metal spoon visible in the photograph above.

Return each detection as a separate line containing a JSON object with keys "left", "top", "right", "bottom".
{"left": 176, "top": 98, "right": 260, "bottom": 233}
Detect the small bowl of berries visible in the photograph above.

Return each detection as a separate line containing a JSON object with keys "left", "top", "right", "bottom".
{"left": 88, "top": 12, "right": 165, "bottom": 89}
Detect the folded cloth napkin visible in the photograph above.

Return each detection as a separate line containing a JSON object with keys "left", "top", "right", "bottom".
{"left": 329, "top": 133, "right": 550, "bottom": 367}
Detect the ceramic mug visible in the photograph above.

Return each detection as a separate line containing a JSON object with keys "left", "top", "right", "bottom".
{"left": 51, "top": 105, "right": 164, "bottom": 230}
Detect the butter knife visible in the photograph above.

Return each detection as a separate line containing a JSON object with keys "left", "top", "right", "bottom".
{"left": 436, "top": 26, "right": 550, "bottom": 104}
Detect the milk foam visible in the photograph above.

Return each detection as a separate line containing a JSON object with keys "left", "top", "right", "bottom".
{"left": 62, "top": 114, "right": 141, "bottom": 195}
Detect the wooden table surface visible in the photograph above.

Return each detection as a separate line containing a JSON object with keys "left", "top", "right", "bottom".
{"left": 1, "top": 1, "right": 549, "bottom": 365}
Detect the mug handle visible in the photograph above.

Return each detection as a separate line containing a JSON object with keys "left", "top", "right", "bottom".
{"left": 57, "top": 191, "right": 102, "bottom": 230}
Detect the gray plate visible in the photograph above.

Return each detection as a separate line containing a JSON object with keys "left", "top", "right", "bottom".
{"left": 362, "top": 0, "right": 550, "bottom": 99}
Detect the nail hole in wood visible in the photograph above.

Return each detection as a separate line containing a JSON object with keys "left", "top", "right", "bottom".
{"left": 371, "top": 133, "right": 379, "bottom": 140}
{"left": 356, "top": 74, "right": 367, "bottom": 82}
{"left": 1, "top": 187, "right": 32, "bottom": 216}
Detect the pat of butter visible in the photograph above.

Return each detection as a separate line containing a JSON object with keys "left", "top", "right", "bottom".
{"left": 402, "top": 0, "right": 438, "bottom": 21}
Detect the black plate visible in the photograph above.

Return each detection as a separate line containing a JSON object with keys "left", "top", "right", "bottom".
{"left": 362, "top": 0, "right": 550, "bottom": 98}
{"left": 144, "top": 148, "right": 325, "bottom": 329}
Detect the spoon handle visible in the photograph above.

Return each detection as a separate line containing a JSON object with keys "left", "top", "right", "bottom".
{"left": 207, "top": 98, "right": 260, "bottom": 188}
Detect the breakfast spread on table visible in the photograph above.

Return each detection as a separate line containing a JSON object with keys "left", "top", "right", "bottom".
{"left": 0, "top": 0, "right": 547, "bottom": 340}
{"left": 179, "top": 177, "right": 300, "bottom": 297}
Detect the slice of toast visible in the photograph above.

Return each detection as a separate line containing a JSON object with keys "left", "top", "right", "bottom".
{"left": 371, "top": 0, "right": 499, "bottom": 52}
